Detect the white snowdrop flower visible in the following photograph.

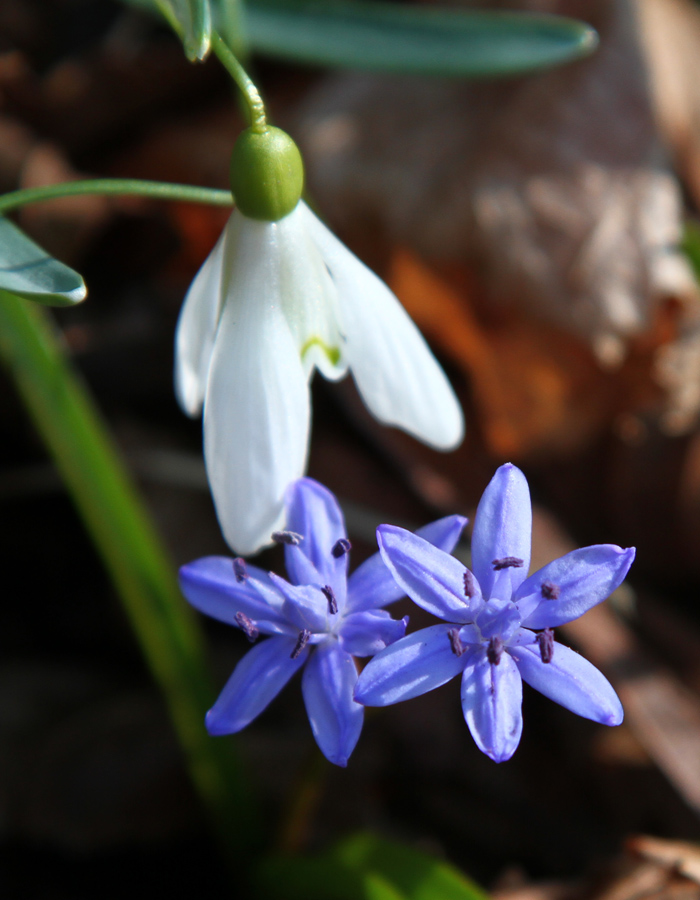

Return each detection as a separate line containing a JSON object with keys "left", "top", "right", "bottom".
{"left": 175, "top": 126, "right": 464, "bottom": 555}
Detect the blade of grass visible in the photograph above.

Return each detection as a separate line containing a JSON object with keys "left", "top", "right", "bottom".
{"left": 0, "top": 290, "right": 255, "bottom": 860}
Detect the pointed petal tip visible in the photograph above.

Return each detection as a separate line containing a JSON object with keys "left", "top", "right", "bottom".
{"left": 205, "top": 707, "right": 241, "bottom": 736}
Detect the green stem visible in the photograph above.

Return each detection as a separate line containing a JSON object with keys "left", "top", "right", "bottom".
{"left": 0, "top": 179, "right": 233, "bottom": 217}
{"left": 0, "top": 291, "right": 256, "bottom": 859}
{"left": 211, "top": 31, "right": 267, "bottom": 131}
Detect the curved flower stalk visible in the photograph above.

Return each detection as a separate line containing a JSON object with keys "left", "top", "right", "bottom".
{"left": 354, "top": 463, "right": 635, "bottom": 763}
{"left": 179, "top": 477, "right": 467, "bottom": 766}
{"left": 175, "top": 127, "right": 464, "bottom": 555}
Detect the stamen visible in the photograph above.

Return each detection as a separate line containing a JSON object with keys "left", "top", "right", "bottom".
{"left": 232, "top": 558, "right": 247, "bottom": 583}
{"left": 272, "top": 530, "right": 304, "bottom": 546}
{"left": 492, "top": 557, "right": 524, "bottom": 571}
{"left": 487, "top": 636, "right": 505, "bottom": 665}
{"left": 448, "top": 627, "right": 464, "bottom": 657}
{"left": 321, "top": 585, "right": 338, "bottom": 615}
{"left": 332, "top": 538, "right": 352, "bottom": 559}
{"left": 235, "top": 611, "right": 259, "bottom": 643}
{"left": 541, "top": 581, "right": 560, "bottom": 600}
{"left": 291, "top": 629, "right": 311, "bottom": 659}
{"left": 536, "top": 628, "right": 554, "bottom": 664}
{"left": 463, "top": 570, "right": 477, "bottom": 599}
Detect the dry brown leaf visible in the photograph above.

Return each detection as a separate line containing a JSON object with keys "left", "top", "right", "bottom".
{"left": 629, "top": 835, "right": 700, "bottom": 886}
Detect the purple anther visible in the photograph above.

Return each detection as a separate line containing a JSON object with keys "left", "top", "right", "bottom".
{"left": 492, "top": 557, "right": 524, "bottom": 571}
{"left": 235, "top": 611, "right": 259, "bottom": 643}
{"left": 541, "top": 581, "right": 560, "bottom": 600}
{"left": 232, "top": 557, "right": 247, "bottom": 583}
{"left": 536, "top": 628, "right": 554, "bottom": 664}
{"left": 331, "top": 538, "right": 352, "bottom": 559}
{"left": 463, "top": 569, "right": 477, "bottom": 599}
{"left": 321, "top": 585, "right": 338, "bottom": 615}
{"left": 272, "top": 530, "right": 304, "bottom": 546}
{"left": 291, "top": 629, "right": 311, "bottom": 659}
{"left": 487, "top": 636, "right": 505, "bottom": 665}
{"left": 448, "top": 627, "right": 465, "bottom": 657}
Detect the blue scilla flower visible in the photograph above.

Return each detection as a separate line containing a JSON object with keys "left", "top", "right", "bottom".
{"left": 179, "top": 477, "right": 467, "bottom": 766}
{"left": 354, "top": 463, "right": 635, "bottom": 763}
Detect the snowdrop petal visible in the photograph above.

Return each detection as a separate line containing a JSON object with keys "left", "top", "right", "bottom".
{"left": 302, "top": 203, "right": 464, "bottom": 450}
{"left": 340, "top": 609, "right": 408, "bottom": 657}
{"left": 461, "top": 647, "right": 523, "bottom": 763}
{"left": 517, "top": 545, "right": 636, "bottom": 628}
{"left": 346, "top": 514, "right": 468, "bottom": 613}
{"left": 175, "top": 222, "right": 231, "bottom": 417}
{"left": 377, "top": 525, "right": 480, "bottom": 623}
{"left": 274, "top": 204, "right": 348, "bottom": 382}
{"left": 179, "top": 556, "right": 292, "bottom": 635}
{"left": 302, "top": 642, "right": 363, "bottom": 766}
{"left": 510, "top": 641, "right": 623, "bottom": 725}
{"left": 205, "top": 635, "right": 308, "bottom": 734}
{"left": 471, "top": 464, "right": 532, "bottom": 600}
{"left": 285, "top": 478, "right": 348, "bottom": 604}
{"left": 354, "top": 624, "right": 466, "bottom": 706}
{"left": 204, "top": 221, "right": 310, "bottom": 556}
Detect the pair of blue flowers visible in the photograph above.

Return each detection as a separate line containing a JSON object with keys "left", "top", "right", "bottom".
{"left": 179, "top": 464, "right": 635, "bottom": 765}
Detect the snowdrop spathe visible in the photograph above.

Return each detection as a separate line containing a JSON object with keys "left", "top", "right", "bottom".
{"left": 175, "top": 127, "right": 464, "bottom": 556}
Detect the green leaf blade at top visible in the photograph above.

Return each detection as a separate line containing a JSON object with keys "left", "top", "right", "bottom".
{"left": 0, "top": 217, "right": 86, "bottom": 307}
{"left": 243, "top": 0, "right": 598, "bottom": 78}
{"left": 154, "top": 0, "right": 212, "bottom": 59}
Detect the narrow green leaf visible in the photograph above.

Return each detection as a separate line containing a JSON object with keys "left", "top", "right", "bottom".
{"left": 154, "top": 0, "right": 212, "bottom": 59}
{"left": 0, "top": 217, "right": 86, "bottom": 307}
{"left": 243, "top": 0, "right": 598, "bottom": 77}
{"left": 334, "top": 833, "right": 489, "bottom": 900}
{"left": 0, "top": 292, "right": 254, "bottom": 860}
{"left": 256, "top": 832, "right": 488, "bottom": 900}
{"left": 682, "top": 220, "right": 700, "bottom": 283}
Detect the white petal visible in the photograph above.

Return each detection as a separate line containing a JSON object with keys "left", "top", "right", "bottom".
{"left": 273, "top": 204, "right": 348, "bottom": 382}
{"left": 302, "top": 203, "right": 464, "bottom": 450}
{"left": 174, "top": 216, "right": 236, "bottom": 417}
{"left": 204, "top": 217, "right": 311, "bottom": 556}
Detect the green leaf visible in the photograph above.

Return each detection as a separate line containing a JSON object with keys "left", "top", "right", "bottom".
{"left": 682, "top": 219, "right": 700, "bottom": 283}
{"left": 0, "top": 217, "right": 86, "bottom": 307}
{"left": 154, "top": 0, "right": 212, "bottom": 59}
{"left": 0, "top": 292, "right": 254, "bottom": 861}
{"left": 335, "top": 833, "right": 488, "bottom": 900}
{"left": 243, "top": 0, "right": 598, "bottom": 77}
{"left": 255, "top": 832, "right": 488, "bottom": 900}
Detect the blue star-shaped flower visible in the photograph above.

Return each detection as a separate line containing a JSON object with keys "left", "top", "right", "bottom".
{"left": 179, "top": 477, "right": 467, "bottom": 766}
{"left": 354, "top": 463, "right": 635, "bottom": 763}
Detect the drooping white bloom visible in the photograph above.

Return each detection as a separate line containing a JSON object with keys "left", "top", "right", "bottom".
{"left": 175, "top": 201, "right": 464, "bottom": 556}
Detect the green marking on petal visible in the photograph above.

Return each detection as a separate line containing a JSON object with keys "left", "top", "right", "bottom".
{"left": 300, "top": 336, "right": 341, "bottom": 367}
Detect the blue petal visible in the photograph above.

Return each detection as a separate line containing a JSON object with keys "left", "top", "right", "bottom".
{"left": 271, "top": 572, "right": 330, "bottom": 633}
{"left": 339, "top": 609, "right": 408, "bottom": 657}
{"left": 471, "top": 464, "right": 531, "bottom": 601}
{"left": 285, "top": 478, "right": 348, "bottom": 604}
{"left": 354, "top": 624, "right": 467, "bottom": 706}
{"left": 461, "top": 646, "right": 523, "bottom": 762}
{"left": 302, "top": 641, "right": 364, "bottom": 766}
{"left": 205, "top": 636, "right": 308, "bottom": 734}
{"left": 516, "top": 545, "right": 636, "bottom": 628}
{"left": 510, "top": 641, "right": 623, "bottom": 725}
{"left": 179, "top": 556, "right": 292, "bottom": 635}
{"left": 377, "top": 525, "right": 481, "bottom": 623}
{"left": 346, "top": 514, "right": 468, "bottom": 613}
